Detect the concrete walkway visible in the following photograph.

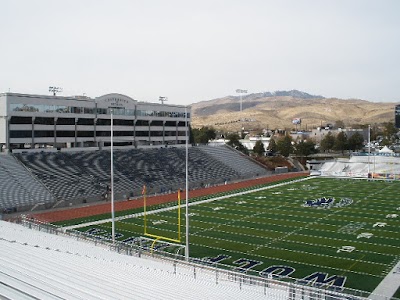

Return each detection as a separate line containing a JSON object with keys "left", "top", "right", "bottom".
{"left": 370, "top": 260, "right": 400, "bottom": 300}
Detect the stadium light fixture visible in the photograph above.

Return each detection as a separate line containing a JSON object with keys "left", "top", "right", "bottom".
{"left": 159, "top": 96, "right": 168, "bottom": 105}
{"left": 235, "top": 89, "right": 247, "bottom": 112}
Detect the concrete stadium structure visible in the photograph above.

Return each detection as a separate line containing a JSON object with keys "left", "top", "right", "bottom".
{"left": 0, "top": 92, "right": 190, "bottom": 152}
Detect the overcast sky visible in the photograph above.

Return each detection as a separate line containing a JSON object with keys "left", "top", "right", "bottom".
{"left": 1, "top": 0, "right": 399, "bottom": 105}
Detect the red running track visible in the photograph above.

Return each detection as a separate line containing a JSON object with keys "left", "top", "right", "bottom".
{"left": 31, "top": 172, "right": 309, "bottom": 223}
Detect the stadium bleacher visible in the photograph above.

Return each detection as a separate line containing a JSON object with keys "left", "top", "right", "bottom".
{"left": 198, "top": 145, "right": 269, "bottom": 178}
{"left": 319, "top": 155, "right": 400, "bottom": 178}
{"left": 0, "top": 220, "right": 278, "bottom": 300}
{"left": 1, "top": 145, "right": 269, "bottom": 212}
{"left": 0, "top": 155, "right": 55, "bottom": 212}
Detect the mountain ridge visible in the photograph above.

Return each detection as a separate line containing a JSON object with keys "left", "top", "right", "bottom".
{"left": 191, "top": 90, "right": 397, "bottom": 131}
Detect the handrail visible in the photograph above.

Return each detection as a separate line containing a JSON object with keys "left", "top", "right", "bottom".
{"left": 13, "top": 216, "right": 397, "bottom": 300}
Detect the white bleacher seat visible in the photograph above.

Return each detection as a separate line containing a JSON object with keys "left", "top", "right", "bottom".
{"left": 0, "top": 221, "right": 283, "bottom": 299}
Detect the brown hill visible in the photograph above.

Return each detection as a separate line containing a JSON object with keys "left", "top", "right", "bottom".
{"left": 191, "top": 94, "right": 396, "bottom": 131}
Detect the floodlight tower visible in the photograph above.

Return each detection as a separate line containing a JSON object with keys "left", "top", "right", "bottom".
{"left": 49, "top": 86, "right": 63, "bottom": 96}
{"left": 159, "top": 96, "right": 168, "bottom": 104}
{"left": 368, "top": 124, "right": 371, "bottom": 176}
{"left": 235, "top": 89, "right": 247, "bottom": 112}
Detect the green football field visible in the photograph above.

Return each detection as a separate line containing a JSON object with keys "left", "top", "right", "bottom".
{"left": 56, "top": 177, "right": 400, "bottom": 294}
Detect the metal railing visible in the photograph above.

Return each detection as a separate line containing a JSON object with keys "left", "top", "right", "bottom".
{"left": 13, "top": 216, "right": 398, "bottom": 300}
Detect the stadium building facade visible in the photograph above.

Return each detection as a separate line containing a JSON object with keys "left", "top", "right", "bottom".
{"left": 0, "top": 92, "right": 190, "bottom": 152}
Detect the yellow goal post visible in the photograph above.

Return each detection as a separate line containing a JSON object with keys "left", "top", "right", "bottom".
{"left": 143, "top": 186, "right": 182, "bottom": 247}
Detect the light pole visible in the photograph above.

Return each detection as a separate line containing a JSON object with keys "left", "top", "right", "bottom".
{"left": 185, "top": 106, "right": 189, "bottom": 261}
{"left": 235, "top": 89, "right": 247, "bottom": 112}
{"left": 110, "top": 108, "right": 115, "bottom": 243}
{"left": 367, "top": 125, "right": 371, "bottom": 176}
{"left": 159, "top": 96, "right": 168, "bottom": 105}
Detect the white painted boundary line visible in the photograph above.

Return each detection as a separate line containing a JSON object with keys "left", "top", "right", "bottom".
{"left": 62, "top": 176, "right": 313, "bottom": 231}
{"left": 369, "top": 260, "right": 400, "bottom": 300}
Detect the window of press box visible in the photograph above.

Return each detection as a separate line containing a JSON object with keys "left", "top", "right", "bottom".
{"left": 77, "top": 118, "right": 94, "bottom": 125}
{"left": 10, "top": 116, "right": 32, "bottom": 124}
{"left": 150, "top": 120, "right": 164, "bottom": 126}
{"left": 56, "top": 118, "right": 75, "bottom": 125}
{"left": 34, "top": 117, "right": 55, "bottom": 125}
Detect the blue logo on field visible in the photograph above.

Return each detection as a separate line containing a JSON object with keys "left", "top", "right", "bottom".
{"left": 303, "top": 197, "right": 353, "bottom": 209}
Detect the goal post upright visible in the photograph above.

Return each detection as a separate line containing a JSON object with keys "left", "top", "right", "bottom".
{"left": 143, "top": 185, "right": 147, "bottom": 235}
{"left": 143, "top": 188, "right": 182, "bottom": 244}
{"left": 141, "top": 105, "right": 189, "bottom": 258}
{"left": 178, "top": 189, "right": 181, "bottom": 242}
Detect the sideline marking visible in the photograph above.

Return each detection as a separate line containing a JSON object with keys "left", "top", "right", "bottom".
{"left": 370, "top": 260, "right": 400, "bottom": 300}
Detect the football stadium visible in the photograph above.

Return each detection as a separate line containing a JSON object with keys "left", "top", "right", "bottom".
{"left": 1, "top": 93, "right": 400, "bottom": 299}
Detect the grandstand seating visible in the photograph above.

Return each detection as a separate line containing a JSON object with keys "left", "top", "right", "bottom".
{"left": 6, "top": 146, "right": 268, "bottom": 211}
{"left": 319, "top": 155, "right": 400, "bottom": 178}
{"left": 198, "top": 145, "right": 269, "bottom": 177}
{"left": 0, "top": 155, "right": 55, "bottom": 211}
{"left": 0, "top": 220, "right": 281, "bottom": 299}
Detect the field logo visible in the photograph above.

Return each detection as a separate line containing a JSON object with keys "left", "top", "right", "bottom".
{"left": 233, "top": 258, "right": 262, "bottom": 272}
{"left": 122, "top": 236, "right": 139, "bottom": 245}
{"left": 303, "top": 197, "right": 353, "bottom": 209}
{"left": 203, "top": 254, "right": 231, "bottom": 265}
{"left": 335, "top": 197, "right": 353, "bottom": 207}
{"left": 259, "top": 265, "right": 295, "bottom": 279}
{"left": 86, "top": 228, "right": 106, "bottom": 236}
{"left": 297, "top": 272, "right": 347, "bottom": 290}
{"left": 85, "top": 227, "right": 124, "bottom": 240}
{"left": 304, "top": 197, "right": 334, "bottom": 208}
{"left": 201, "top": 254, "right": 347, "bottom": 289}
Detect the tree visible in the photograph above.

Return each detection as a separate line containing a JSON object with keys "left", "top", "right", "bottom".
{"left": 192, "top": 128, "right": 207, "bottom": 144}
{"left": 226, "top": 133, "right": 240, "bottom": 146}
{"left": 227, "top": 133, "right": 249, "bottom": 155}
{"left": 189, "top": 124, "right": 195, "bottom": 144}
{"left": 380, "top": 137, "right": 391, "bottom": 147}
{"left": 383, "top": 122, "right": 398, "bottom": 142}
{"left": 333, "top": 131, "right": 348, "bottom": 154}
{"left": 295, "top": 140, "right": 318, "bottom": 157}
{"left": 348, "top": 132, "right": 364, "bottom": 151}
{"left": 192, "top": 126, "right": 216, "bottom": 144}
{"left": 203, "top": 126, "right": 217, "bottom": 141}
{"left": 276, "top": 134, "right": 293, "bottom": 157}
{"left": 335, "top": 120, "right": 345, "bottom": 129}
{"left": 320, "top": 132, "right": 335, "bottom": 152}
{"left": 267, "top": 138, "right": 278, "bottom": 153}
{"left": 253, "top": 140, "right": 265, "bottom": 156}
